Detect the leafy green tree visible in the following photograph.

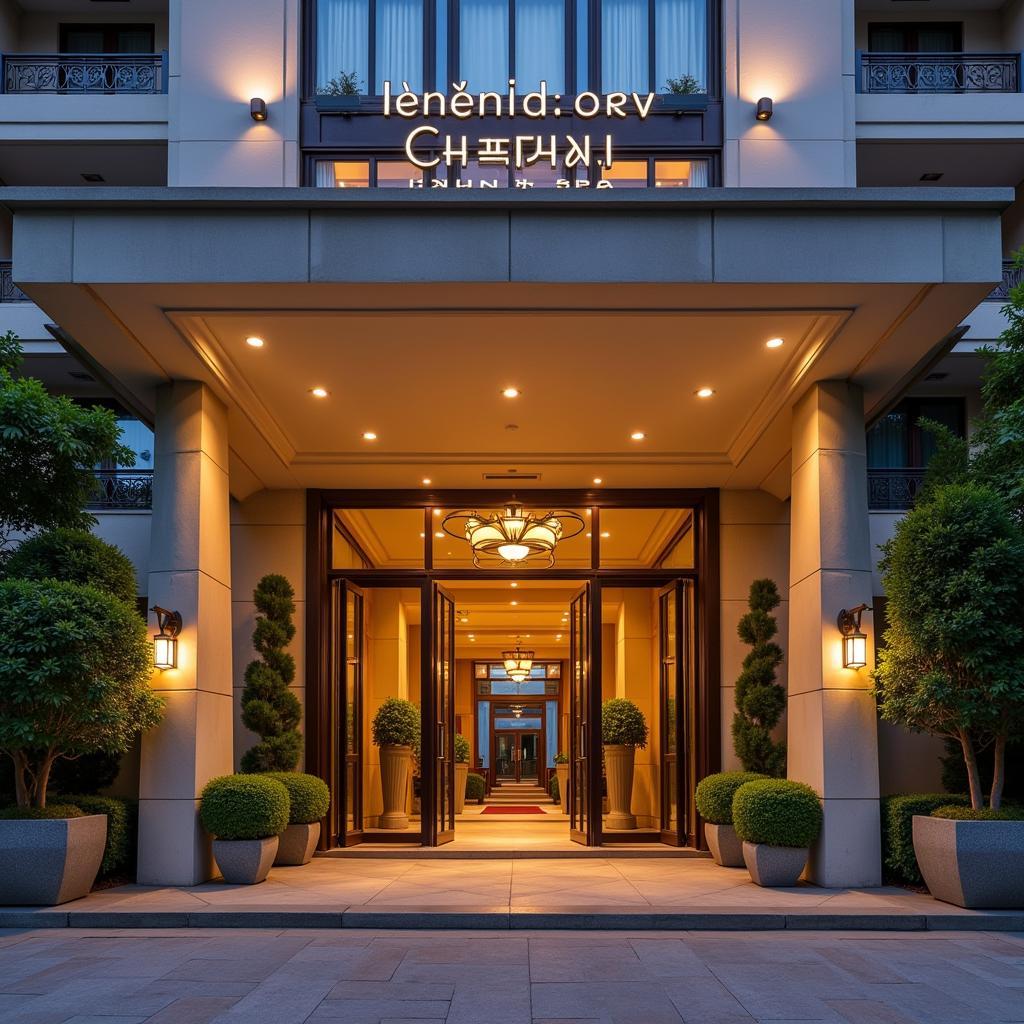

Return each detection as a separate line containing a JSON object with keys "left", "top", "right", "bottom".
{"left": 240, "top": 574, "right": 302, "bottom": 773}
{"left": 0, "top": 332, "right": 134, "bottom": 552}
{"left": 874, "top": 484, "right": 1024, "bottom": 809}
{"left": 0, "top": 579, "right": 163, "bottom": 807}
{"left": 731, "top": 579, "right": 786, "bottom": 776}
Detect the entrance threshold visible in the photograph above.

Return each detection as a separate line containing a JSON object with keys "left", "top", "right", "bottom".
{"left": 319, "top": 847, "right": 709, "bottom": 859}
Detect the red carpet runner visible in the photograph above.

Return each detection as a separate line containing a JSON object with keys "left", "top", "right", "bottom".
{"left": 481, "top": 805, "right": 545, "bottom": 814}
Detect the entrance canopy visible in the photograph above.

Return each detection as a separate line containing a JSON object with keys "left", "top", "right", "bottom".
{"left": 2, "top": 186, "right": 1008, "bottom": 498}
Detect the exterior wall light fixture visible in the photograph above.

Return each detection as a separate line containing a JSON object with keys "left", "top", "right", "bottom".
{"left": 837, "top": 603, "right": 872, "bottom": 670}
{"left": 755, "top": 97, "right": 773, "bottom": 121}
{"left": 152, "top": 605, "right": 182, "bottom": 670}
{"left": 250, "top": 97, "right": 268, "bottom": 121}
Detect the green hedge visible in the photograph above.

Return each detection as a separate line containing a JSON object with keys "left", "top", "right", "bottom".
{"left": 881, "top": 793, "right": 969, "bottom": 884}
{"left": 262, "top": 773, "right": 329, "bottom": 825}
{"left": 466, "top": 773, "right": 486, "bottom": 802}
{"left": 199, "top": 775, "right": 289, "bottom": 840}
{"left": 932, "top": 804, "right": 1024, "bottom": 822}
{"left": 549, "top": 774, "right": 560, "bottom": 803}
{"left": 694, "top": 772, "right": 767, "bottom": 825}
{"left": 0, "top": 803, "right": 83, "bottom": 820}
{"left": 62, "top": 794, "right": 136, "bottom": 878}
{"left": 732, "top": 780, "right": 822, "bottom": 848}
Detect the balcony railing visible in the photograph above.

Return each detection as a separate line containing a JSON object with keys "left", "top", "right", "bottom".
{"left": 0, "top": 52, "right": 168, "bottom": 95}
{"left": 858, "top": 51, "right": 1021, "bottom": 94}
{"left": 0, "top": 260, "right": 29, "bottom": 303}
{"left": 868, "top": 468, "right": 927, "bottom": 511}
{"left": 88, "top": 470, "right": 153, "bottom": 511}
{"left": 987, "top": 260, "right": 1024, "bottom": 301}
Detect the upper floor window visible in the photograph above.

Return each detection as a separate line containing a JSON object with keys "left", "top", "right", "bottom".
{"left": 867, "top": 396, "right": 964, "bottom": 470}
{"left": 867, "top": 22, "right": 962, "bottom": 53}
{"left": 60, "top": 23, "right": 156, "bottom": 54}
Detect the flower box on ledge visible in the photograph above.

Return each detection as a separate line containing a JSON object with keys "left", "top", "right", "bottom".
{"left": 657, "top": 94, "right": 709, "bottom": 113}
{"left": 314, "top": 95, "right": 362, "bottom": 113}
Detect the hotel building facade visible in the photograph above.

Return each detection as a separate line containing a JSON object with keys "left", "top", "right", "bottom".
{"left": 1, "top": 0, "right": 1021, "bottom": 887}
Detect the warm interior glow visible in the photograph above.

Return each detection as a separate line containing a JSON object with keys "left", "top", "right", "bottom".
{"left": 422, "top": 477, "right": 431, "bottom": 485}
{"left": 696, "top": 387, "right": 715, "bottom": 398}
{"left": 502, "top": 387, "right": 520, "bottom": 398}
{"left": 843, "top": 633, "right": 868, "bottom": 670}
{"left": 630, "top": 431, "right": 646, "bottom": 440}
{"left": 654, "top": 160, "right": 695, "bottom": 188}
{"left": 601, "top": 160, "right": 647, "bottom": 188}
{"left": 593, "top": 477, "right": 603, "bottom": 484}
{"left": 245, "top": 336, "right": 264, "bottom": 348}
{"left": 310, "top": 386, "right": 328, "bottom": 398}
{"left": 766, "top": 337, "right": 785, "bottom": 349}
{"left": 362, "top": 431, "right": 378, "bottom": 440}
{"left": 331, "top": 161, "right": 370, "bottom": 188}
{"left": 153, "top": 635, "right": 177, "bottom": 670}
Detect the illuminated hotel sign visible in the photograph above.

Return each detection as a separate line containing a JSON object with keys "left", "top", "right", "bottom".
{"left": 383, "top": 80, "right": 657, "bottom": 187}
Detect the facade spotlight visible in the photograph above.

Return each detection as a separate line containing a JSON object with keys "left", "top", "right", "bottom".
{"left": 250, "top": 97, "right": 268, "bottom": 121}
{"left": 152, "top": 605, "right": 182, "bottom": 670}
{"left": 755, "top": 97, "right": 773, "bottom": 121}
{"left": 837, "top": 603, "right": 872, "bottom": 670}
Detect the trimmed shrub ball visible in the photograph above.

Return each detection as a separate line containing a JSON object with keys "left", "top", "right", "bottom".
{"left": 199, "top": 775, "right": 289, "bottom": 840}
{"left": 694, "top": 772, "right": 767, "bottom": 825}
{"left": 0, "top": 804, "right": 83, "bottom": 820}
{"left": 732, "top": 779, "right": 823, "bottom": 849}
{"left": 466, "top": 773, "right": 486, "bottom": 803}
{"left": 263, "top": 772, "right": 330, "bottom": 825}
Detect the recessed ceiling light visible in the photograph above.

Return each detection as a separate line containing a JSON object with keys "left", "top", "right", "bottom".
{"left": 601, "top": 532, "right": 611, "bottom": 538}
{"left": 696, "top": 387, "right": 715, "bottom": 399}
{"left": 766, "top": 337, "right": 784, "bottom": 349}
{"left": 502, "top": 387, "right": 521, "bottom": 398}
{"left": 510, "top": 600, "right": 518, "bottom": 606}
{"left": 422, "top": 477, "right": 431, "bottom": 485}
{"left": 310, "top": 387, "right": 329, "bottom": 398}
{"left": 434, "top": 532, "right": 444, "bottom": 539}
{"left": 630, "top": 431, "right": 646, "bottom": 441}
{"left": 246, "top": 336, "right": 265, "bottom": 348}
{"left": 586, "top": 532, "right": 592, "bottom": 538}
{"left": 433, "top": 508, "right": 441, "bottom": 516}
{"left": 419, "top": 532, "right": 426, "bottom": 538}
{"left": 510, "top": 582, "right": 518, "bottom": 588}
{"left": 362, "top": 431, "right": 377, "bottom": 440}
{"left": 593, "top": 477, "right": 603, "bottom": 485}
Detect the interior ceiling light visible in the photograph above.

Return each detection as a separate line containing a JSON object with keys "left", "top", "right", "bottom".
{"left": 310, "top": 387, "right": 329, "bottom": 398}
{"left": 246, "top": 336, "right": 265, "bottom": 348}
{"left": 696, "top": 387, "right": 715, "bottom": 398}
{"left": 630, "top": 431, "right": 646, "bottom": 441}
{"left": 766, "top": 337, "right": 784, "bottom": 349}
{"left": 442, "top": 502, "right": 586, "bottom": 568}
{"left": 362, "top": 431, "right": 377, "bottom": 440}
{"left": 502, "top": 387, "right": 521, "bottom": 398}
{"left": 503, "top": 637, "right": 535, "bottom": 684}
{"left": 593, "top": 477, "right": 603, "bottom": 485}
{"left": 422, "top": 477, "right": 432, "bottom": 485}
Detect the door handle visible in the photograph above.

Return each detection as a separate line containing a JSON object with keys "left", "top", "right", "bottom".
{"left": 438, "top": 721, "right": 445, "bottom": 759}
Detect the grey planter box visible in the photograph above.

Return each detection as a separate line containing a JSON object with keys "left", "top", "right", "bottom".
{"left": 213, "top": 836, "right": 279, "bottom": 884}
{"left": 657, "top": 94, "right": 710, "bottom": 113}
{"left": 705, "top": 822, "right": 745, "bottom": 867}
{"left": 314, "top": 95, "right": 361, "bottom": 113}
{"left": 913, "top": 814, "right": 1024, "bottom": 908}
{"left": 275, "top": 822, "right": 320, "bottom": 866}
{"left": 742, "top": 841, "right": 809, "bottom": 887}
{"left": 0, "top": 814, "right": 106, "bottom": 905}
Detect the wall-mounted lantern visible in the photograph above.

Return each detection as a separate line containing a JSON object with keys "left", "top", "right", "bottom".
{"left": 837, "top": 603, "right": 871, "bottom": 670}
{"left": 250, "top": 97, "right": 268, "bottom": 121}
{"left": 755, "top": 97, "right": 774, "bottom": 122}
{"left": 152, "top": 605, "right": 182, "bottom": 670}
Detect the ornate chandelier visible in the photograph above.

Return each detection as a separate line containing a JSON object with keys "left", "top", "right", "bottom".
{"left": 503, "top": 637, "right": 534, "bottom": 684}
{"left": 441, "top": 503, "right": 586, "bottom": 567}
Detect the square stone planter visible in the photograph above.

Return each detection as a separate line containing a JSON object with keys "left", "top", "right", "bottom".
{"left": 742, "top": 841, "right": 809, "bottom": 887}
{"left": 213, "top": 836, "right": 279, "bottom": 884}
{"left": 705, "top": 822, "right": 745, "bottom": 867}
{"left": 913, "top": 814, "right": 1024, "bottom": 908}
{"left": 0, "top": 814, "right": 107, "bottom": 905}
{"left": 274, "top": 822, "right": 320, "bottom": 866}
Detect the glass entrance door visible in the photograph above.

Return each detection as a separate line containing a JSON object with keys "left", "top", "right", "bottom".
{"left": 495, "top": 732, "right": 540, "bottom": 782}
{"left": 331, "top": 579, "right": 365, "bottom": 846}
{"left": 659, "top": 580, "right": 693, "bottom": 846}
{"left": 569, "top": 582, "right": 600, "bottom": 845}
{"left": 427, "top": 582, "right": 456, "bottom": 845}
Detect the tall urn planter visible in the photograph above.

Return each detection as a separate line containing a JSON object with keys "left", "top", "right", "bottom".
{"left": 454, "top": 734, "right": 470, "bottom": 814}
{"left": 601, "top": 699, "right": 648, "bottom": 831}
{"left": 555, "top": 756, "right": 569, "bottom": 814}
{"left": 373, "top": 698, "right": 420, "bottom": 830}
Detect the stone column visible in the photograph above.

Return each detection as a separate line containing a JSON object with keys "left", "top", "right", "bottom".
{"left": 787, "top": 381, "right": 881, "bottom": 887}
{"left": 137, "top": 382, "right": 233, "bottom": 886}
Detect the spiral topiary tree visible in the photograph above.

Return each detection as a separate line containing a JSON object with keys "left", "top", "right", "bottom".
{"left": 731, "top": 579, "right": 786, "bottom": 777}
{"left": 240, "top": 574, "right": 302, "bottom": 773}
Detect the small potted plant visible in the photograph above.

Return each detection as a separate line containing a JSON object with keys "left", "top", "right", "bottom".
{"left": 601, "top": 698, "right": 648, "bottom": 830}
{"left": 694, "top": 771, "right": 767, "bottom": 867}
{"left": 315, "top": 70, "right": 362, "bottom": 112}
{"left": 732, "top": 779, "right": 822, "bottom": 887}
{"left": 554, "top": 753, "right": 569, "bottom": 813}
{"left": 373, "top": 698, "right": 419, "bottom": 829}
{"left": 264, "top": 772, "right": 330, "bottom": 866}
{"left": 659, "top": 74, "right": 708, "bottom": 112}
{"left": 466, "top": 772, "right": 486, "bottom": 805}
{"left": 454, "top": 734, "right": 471, "bottom": 814}
{"left": 200, "top": 774, "right": 290, "bottom": 884}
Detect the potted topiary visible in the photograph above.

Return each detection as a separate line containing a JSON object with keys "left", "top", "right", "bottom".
{"left": 263, "top": 772, "right": 330, "bottom": 865}
{"left": 372, "top": 698, "right": 419, "bottom": 829}
{"left": 466, "top": 772, "right": 486, "bottom": 804}
{"left": 200, "top": 774, "right": 290, "bottom": 884}
{"left": 315, "top": 70, "right": 362, "bottom": 112}
{"left": 548, "top": 773, "right": 559, "bottom": 805}
{"left": 732, "top": 779, "right": 823, "bottom": 886}
{"left": 454, "top": 734, "right": 470, "bottom": 814}
{"left": 601, "top": 698, "right": 648, "bottom": 830}
{"left": 554, "top": 753, "right": 569, "bottom": 813}
{"left": 694, "top": 771, "right": 767, "bottom": 867}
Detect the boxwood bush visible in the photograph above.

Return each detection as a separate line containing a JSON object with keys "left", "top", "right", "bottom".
{"left": 454, "top": 733, "right": 470, "bottom": 763}
{"left": 732, "top": 779, "right": 822, "bottom": 848}
{"left": 932, "top": 804, "right": 1024, "bottom": 821}
{"left": 263, "top": 773, "right": 330, "bottom": 825}
{"left": 694, "top": 772, "right": 768, "bottom": 825}
{"left": 466, "top": 772, "right": 486, "bottom": 803}
{"left": 199, "top": 774, "right": 289, "bottom": 840}
{"left": 62, "top": 794, "right": 136, "bottom": 878}
{"left": 601, "top": 698, "right": 648, "bottom": 748}
{"left": 372, "top": 698, "right": 419, "bottom": 747}
{"left": 881, "top": 793, "right": 969, "bottom": 884}
{"left": 0, "top": 803, "right": 83, "bottom": 820}
{"left": 549, "top": 773, "right": 560, "bottom": 803}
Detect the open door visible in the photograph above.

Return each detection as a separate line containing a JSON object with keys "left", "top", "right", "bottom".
{"left": 569, "top": 581, "right": 600, "bottom": 845}
{"left": 659, "top": 580, "right": 693, "bottom": 846}
{"left": 427, "top": 581, "right": 456, "bottom": 845}
{"left": 331, "top": 579, "right": 365, "bottom": 846}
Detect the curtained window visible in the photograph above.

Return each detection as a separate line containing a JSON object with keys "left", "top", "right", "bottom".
{"left": 601, "top": 0, "right": 648, "bottom": 93}
{"left": 516, "top": 0, "right": 565, "bottom": 93}
{"left": 655, "top": 0, "right": 706, "bottom": 92}
{"left": 376, "top": 0, "right": 424, "bottom": 92}
{"left": 317, "top": 0, "right": 369, "bottom": 93}
{"left": 459, "top": 0, "right": 509, "bottom": 92}
{"left": 866, "top": 397, "right": 965, "bottom": 468}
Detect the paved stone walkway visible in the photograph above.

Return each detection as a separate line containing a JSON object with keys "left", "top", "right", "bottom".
{"left": 1, "top": 927, "right": 1023, "bottom": 1023}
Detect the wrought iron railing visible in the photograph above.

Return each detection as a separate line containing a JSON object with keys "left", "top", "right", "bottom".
{"left": 88, "top": 470, "right": 153, "bottom": 510}
{"left": 858, "top": 52, "right": 1021, "bottom": 94}
{"left": 868, "top": 468, "right": 927, "bottom": 511}
{"left": 0, "top": 52, "right": 168, "bottom": 94}
{"left": 987, "top": 260, "right": 1024, "bottom": 301}
{"left": 0, "top": 260, "right": 28, "bottom": 303}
